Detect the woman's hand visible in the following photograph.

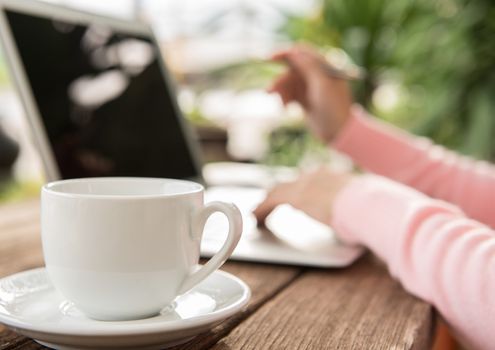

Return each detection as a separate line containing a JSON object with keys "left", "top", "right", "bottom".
{"left": 268, "top": 46, "right": 354, "bottom": 143}
{"left": 253, "top": 167, "right": 354, "bottom": 226}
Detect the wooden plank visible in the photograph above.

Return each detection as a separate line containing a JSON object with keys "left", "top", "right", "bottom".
{"left": 0, "top": 201, "right": 46, "bottom": 349}
{"left": 0, "top": 200, "right": 42, "bottom": 279}
{"left": 212, "top": 254, "right": 434, "bottom": 350}
{"left": 0, "top": 200, "right": 39, "bottom": 230}
{"left": 0, "top": 223, "right": 43, "bottom": 278}
{"left": 0, "top": 325, "right": 35, "bottom": 350}
{"left": 0, "top": 200, "right": 303, "bottom": 349}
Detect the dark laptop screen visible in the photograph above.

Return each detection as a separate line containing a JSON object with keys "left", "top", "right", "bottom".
{"left": 5, "top": 9, "right": 200, "bottom": 179}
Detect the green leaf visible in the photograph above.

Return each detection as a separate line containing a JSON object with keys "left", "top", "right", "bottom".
{"left": 461, "top": 88, "right": 495, "bottom": 159}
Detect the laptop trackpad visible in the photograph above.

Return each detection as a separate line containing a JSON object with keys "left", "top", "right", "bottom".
{"left": 202, "top": 187, "right": 363, "bottom": 267}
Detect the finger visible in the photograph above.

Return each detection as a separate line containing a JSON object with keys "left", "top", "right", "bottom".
{"left": 267, "top": 72, "right": 291, "bottom": 93}
{"left": 254, "top": 181, "right": 297, "bottom": 223}
{"left": 253, "top": 187, "right": 289, "bottom": 225}
{"left": 253, "top": 197, "right": 278, "bottom": 226}
{"left": 293, "top": 44, "right": 326, "bottom": 63}
{"left": 268, "top": 73, "right": 299, "bottom": 105}
{"left": 289, "top": 51, "right": 323, "bottom": 79}
{"left": 270, "top": 47, "right": 298, "bottom": 62}
{"left": 291, "top": 74, "right": 309, "bottom": 108}
{"left": 272, "top": 44, "right": 326, "bottom": 71}
{"left": 270, "top": 51, "right": 289, "bottom": 62}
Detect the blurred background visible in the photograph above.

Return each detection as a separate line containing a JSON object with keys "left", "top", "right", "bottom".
{"left": 0, "top": 0, "right": 494, "bottom": 202}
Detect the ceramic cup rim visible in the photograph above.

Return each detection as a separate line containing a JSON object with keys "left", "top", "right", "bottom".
{"left": 42, "top": 177, "right": 204, "bottom": 200}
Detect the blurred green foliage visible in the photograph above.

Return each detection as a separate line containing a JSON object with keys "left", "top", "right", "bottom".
{"left": 263, "top": 121, "right": 329, "bottom": 167}
{"left": 0, "top": 179, "right": 41, "bottom": 203}
{"left": 282, "top": 0, "right": 495, "bottom": 160}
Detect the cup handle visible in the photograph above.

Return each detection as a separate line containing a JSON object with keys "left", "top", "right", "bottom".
{"left": 178, "top": 201, "right": 242, "bottom": 295}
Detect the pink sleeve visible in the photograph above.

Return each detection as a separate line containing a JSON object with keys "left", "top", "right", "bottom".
{"left": 332, "top": 175, "right": 495, "bottom": 350}
{"left": 333, "top": 106, "right": 495, "bottom": 228}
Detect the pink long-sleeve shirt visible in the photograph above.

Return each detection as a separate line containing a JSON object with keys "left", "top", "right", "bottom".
{"left": 330, "top": 107, "right": 495, "bottom": 350}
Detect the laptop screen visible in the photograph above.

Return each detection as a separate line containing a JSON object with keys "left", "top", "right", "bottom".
{"left": 5, "top": 9, "right": 200, "bottom": 180}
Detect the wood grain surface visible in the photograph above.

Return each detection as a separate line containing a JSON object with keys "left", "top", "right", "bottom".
{"left": 212, "top": 256, "right": 433, "bottom": 350}
{"left": 0, "top": 200, "right": 435, "bottom": 349}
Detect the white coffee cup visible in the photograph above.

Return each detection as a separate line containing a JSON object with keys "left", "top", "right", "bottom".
{"left": 41, "top": 177, "right": 242, "bottom": 321}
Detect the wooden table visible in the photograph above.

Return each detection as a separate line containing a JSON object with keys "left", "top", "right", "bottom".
{"left": 0, "top": 199, "right": 435, "bottom": 349}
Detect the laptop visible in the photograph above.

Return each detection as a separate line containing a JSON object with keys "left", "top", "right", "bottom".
{"left": 0, "top": 0, "right": 363, "bottom": 267}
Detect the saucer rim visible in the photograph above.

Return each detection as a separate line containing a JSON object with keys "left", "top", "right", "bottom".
{"left": 0, "top": 267, "right": 251, "bottom": 337}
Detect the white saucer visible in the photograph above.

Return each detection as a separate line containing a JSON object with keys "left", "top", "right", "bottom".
{"left": 0, "top": 268, "right": 251, "bottom": 349}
